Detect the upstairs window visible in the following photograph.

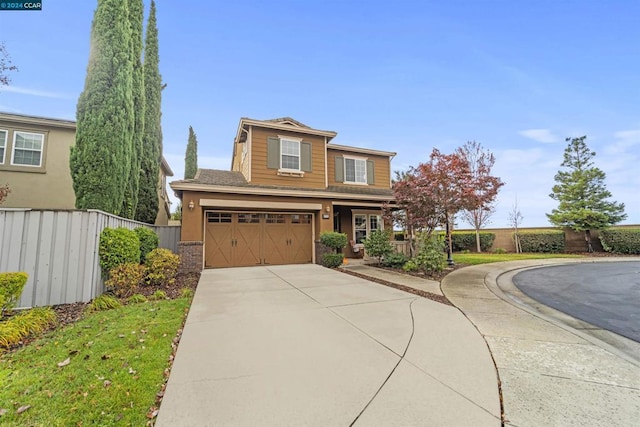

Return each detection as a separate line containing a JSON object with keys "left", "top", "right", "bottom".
{"left": 0, "top": 130, "right": 6, "bottom": 164}
{"left": 280, "top": 138, "right": 300, "bottom": 171}
{"left": 12, "top": 131, "right": 44, "bottom": 167}
{"left": 344, "top": 157, "right": 367, "bottom": 184}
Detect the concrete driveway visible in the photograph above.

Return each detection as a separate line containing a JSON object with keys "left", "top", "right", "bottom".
{"left": 156, "top": 264, "right": 500, "bottom": 426}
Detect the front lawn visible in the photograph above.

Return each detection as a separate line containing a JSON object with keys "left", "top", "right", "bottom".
{"left": 0, "top": 298, "right": 190, "bottom": 426}
{"left": 451, "top": 252, "right": 584, "bottom": 265}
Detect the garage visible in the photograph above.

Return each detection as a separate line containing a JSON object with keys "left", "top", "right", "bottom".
{"left": 204, "top": 211, "right": 314, "bottom": 268}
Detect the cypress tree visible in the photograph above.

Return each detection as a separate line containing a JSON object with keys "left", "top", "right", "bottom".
{"left": 135, "top": 0, "right": 162, "bottom": 223}
{"left": 184, "top": 126, "right": 198, "bottom": 179}
{"left": 121, "top": 0, "right": 145, "bottom": 218}
{"left": 71, "top": 0, "right": 134, "bottom": 215}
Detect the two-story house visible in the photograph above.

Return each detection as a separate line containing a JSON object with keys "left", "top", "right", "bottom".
{"left": 170, "top": 117, "right": 396, "bottom": 270}
{"left": 0, "top": 112, "right": 174, "bottom": 224}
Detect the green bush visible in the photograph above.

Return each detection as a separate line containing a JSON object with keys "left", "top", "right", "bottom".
{"left": 105, "top": 263, "right": 146, "bottom": 298}
{"left": 144, "top": 248, "right": 180, "bottom": 287}
{"left": 518, "top": 231, "right": 565, "bottom": 253}
{"left": 0, "top": 272, "right": 28, "bottom": 315}
{"left": 600, "top": 229, "right": 640, "bottom": 254}
{"left": 320, "top": 232, "right": 348, "bottom": 252}
{"left": 436, "top": 231, "right": 496, "bottom": 252}
{"left": 363, "top": 229, "right": 393, "bottom": 262}
{"left": 87, "top": 294, "right": 121, "bottom": 312}
{"left": 321, "top": 253, "right": 344, "bottom": 268}
{"left": 99, "top": 227, "right": 141, "bottom": 275}
{"left": 134, "top": 227, "right": 159, "bottom": 262}
{"left": 383, "top": 252, "right": 409, "bottom": 268}
{"left": 0, "top": 307, "right": 57, "bottom": 349}
{"left": 414, "top": 235, "right": 446, "bottom": 273}
{"left": 402, "top": 259, "right": 418, "bottom": 272}
{"left": 493, "top": 247, "right": 507, "bottom": 254}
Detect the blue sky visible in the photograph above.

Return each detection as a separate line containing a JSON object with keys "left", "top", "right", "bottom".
{"left": 1, "top": 0, "right": 639, "bottom": 227}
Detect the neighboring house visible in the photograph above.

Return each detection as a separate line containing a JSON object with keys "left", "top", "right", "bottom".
{"left": 170, "top": 117, "right": 396, "bottom": 270}
{"left": 0, "top": 112, "right": 173, "bottom": 225}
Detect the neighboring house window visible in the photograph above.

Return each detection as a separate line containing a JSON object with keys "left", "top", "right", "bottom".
{"left": 344, "top": 157, "right": 367, "bottom": 184}
{"left": 280, "top": 138, "right": 300, "bottom": 171}
{"left": 0, "top": 130, "right": 6, "bottom": 164}
{"left": 11, "top": 131, "right": 44, "bottom": 167}
{"left": 353, "top": 213, "right": 383, "bottom": 244}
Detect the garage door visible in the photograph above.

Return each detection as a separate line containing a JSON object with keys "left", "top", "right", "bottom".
{"left": 205, "top": 212, "right": 313, "bottom": 268}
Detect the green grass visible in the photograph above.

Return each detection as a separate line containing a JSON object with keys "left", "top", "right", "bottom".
{"left": 0, "top": 298, "right": 190, "bottom": 426}
{"left": 451, "top": 252, "right": 585, "bottom": 265}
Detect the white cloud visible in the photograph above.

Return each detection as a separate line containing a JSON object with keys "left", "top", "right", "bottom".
{"left": 603, "top": 129, "right": 640, "bottom": 155}
{"left": 518, "top": 129, "right": 560, "bottom": 144}
{"left": 1, "top": 85, "right": 72, "bottom": 99}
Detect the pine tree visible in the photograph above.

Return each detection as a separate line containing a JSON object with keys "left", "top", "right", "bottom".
{"left": 122, "top": 0, "right": 145, "bottom": 218}
{"left": 135, "top": 0, "right": 162, "bottom": 223}
{"left": 71, "top": 0, "right": 134, "bottom": 215}
{"left": 547, "top": 136, "right": 626, "bottom": 251}
{"left": 184, "top": 126, "right": 198, "bottom": 179}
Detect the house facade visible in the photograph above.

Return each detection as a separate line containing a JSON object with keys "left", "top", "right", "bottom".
{"left": 0, "top": 112, "right": 173, "bottom": 225}
{"left": 170, "top": 117, "right": 396, "bottom": 271}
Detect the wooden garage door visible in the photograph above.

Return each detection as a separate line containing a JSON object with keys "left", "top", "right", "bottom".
{"left": 205, "top": 212, "right": 313, "bottom": 268}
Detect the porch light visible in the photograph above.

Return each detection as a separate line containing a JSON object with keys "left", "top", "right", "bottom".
{"left": 188, "top": 200, "right": 195, "bottom": 210}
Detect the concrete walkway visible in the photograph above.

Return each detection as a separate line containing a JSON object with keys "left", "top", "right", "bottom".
{"left": 441, "top": 258, "right": 640, "bottom": 427}
{"left": 156, "top": 264, "right": 501, "bottom": 426}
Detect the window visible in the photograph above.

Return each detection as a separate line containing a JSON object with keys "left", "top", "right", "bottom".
{"left": 344, "top": 157, "right": 367, "bottom": 184}
{"left": 291, "top": 214, "right": 312, "bottom": 224}
{"left": 353, "top": 213, "right": 383, "bottom": 244}
{"left": 238, "top": 213, "right": 260, "bottom": 223}
{"left": 266, "top": 214, "right": 285, "bottom": 224}
{"left": 0, "top": 130, "right": 6, "bottom": 164}
{"left": 12, "top": 131, "right": 44, "bottom": 167}
{"left": 207, "top": 212, "right": 232, "bottom": 223}
{"left": 280, "top": 138, "right": 300, "bottom": 171}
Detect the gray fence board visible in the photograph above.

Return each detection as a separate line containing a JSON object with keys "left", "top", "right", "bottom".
{"left": 0, "top": 209, "right": 181, "bottom": 308}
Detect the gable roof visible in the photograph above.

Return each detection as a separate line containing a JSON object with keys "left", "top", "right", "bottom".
{"left": 234, "top": 117, "right": 337, "bottom": 144}
{"left": 171, "top": 168, "right": 393, "bottom": 201}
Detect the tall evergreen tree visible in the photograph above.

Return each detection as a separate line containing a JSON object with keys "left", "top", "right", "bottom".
{"left": 135, "top": 0, "right": 162, "bottom": 223}
{"left": 122, "top": 0, "right": 145, "bottom": 218}
{"left": 184, "top": 126, "right": 198, "bottom": 179}
{"left": 547, "top": 136, "right": 626, "bottom": 251}
{"left": 71, "top": 0, "right": 134, "bottom": 215}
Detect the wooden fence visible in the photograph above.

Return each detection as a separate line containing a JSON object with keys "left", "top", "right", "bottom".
{"left": 0, "top": 209, "right": 180, "bottom": 309}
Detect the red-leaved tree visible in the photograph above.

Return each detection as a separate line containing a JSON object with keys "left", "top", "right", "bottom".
{"left": 457, "top": 141, "right": 504, "bottom": 252}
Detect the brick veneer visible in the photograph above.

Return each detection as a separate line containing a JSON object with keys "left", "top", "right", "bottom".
{"left": 178, "top": 241, "right": 203, "bottom": 274}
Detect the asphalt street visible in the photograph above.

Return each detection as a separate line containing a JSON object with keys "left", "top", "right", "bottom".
{"left": 513, "top": 261, "right": 640, "bottom": 343}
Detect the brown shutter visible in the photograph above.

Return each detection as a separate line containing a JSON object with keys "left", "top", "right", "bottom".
{"left": 335, "top": 156, "right": 344, "bottom": 182}
{"left": 301, "top": 142, "right": 312, "bottom": 172}
{"left": 267, "top": 137, "right": 279, "bottom": 169}
{"left": 366, "top": 160, "right": 375, "bottom": 185}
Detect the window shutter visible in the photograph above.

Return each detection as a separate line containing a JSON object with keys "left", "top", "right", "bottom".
{"left": 301, "top": 142, "right": 312, "bottom": 172}
{"left": 267, "top": 137, "right": 279, "bottom": 169}
{"left": 335, "top": 156, "right": 344, "bottom": 182}
{"left": 366, "top": 160, "right": 375, "bottom": 185}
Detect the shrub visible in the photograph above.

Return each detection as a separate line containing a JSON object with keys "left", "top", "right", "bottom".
{"left": 363, "top": 229, "right": 393, "bottom": 262}
{"left": 600, "top": 229, "right": 640, "bottom": 254}
{"left": 493, "top": 247, "right": 507, "bottom": 254}
{"left": 321, "top": 253, "right": 344, "bottom": 268}
{"left": 105, "top": 263, "right": 146, "bottom": 298}
{"left": 0, "top": 307, "right": 57, "bottom": 349}
{"left": 383, "top": 252, "right": 409, "bottom": 268}
{"left": 402, "top": 259, "right": 418, "bottom": 272}
{"left": 134, "top": 227, "right": 159, "bottom": 262}
{"left": 144, "top": 248, "right": 180, "bottom": 287}
{"left": 320, "top": 232, "right": 348, "bottom": 252}
{"left": 150, "top": 290, "right": 168, "bottom": 300}
{"left": 0, "top": 272, "right": 28, "bottom": 315}
{"left": 518, "top": 231, "right": 565, "bottom": 253}
{"left": 414, "top": 235, "right": 446, "bottom": 273}
{"left": 436, "top": 231, "right": 496, "bottom": 252}
{"left": 180, "top": 288, "right": 194, "bottom": 300}
{"left": 127, "top": 293, "right": 148, "bottom": 304}
{"left": 87, "top": 294, "right": 121, "bottom": 312}
{"left": 99, "top": 227, "right": 141, "bottom": 275}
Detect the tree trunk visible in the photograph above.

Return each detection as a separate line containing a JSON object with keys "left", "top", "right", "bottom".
{"left": 475, "top": 228, "right": 481, "bottom": 252}
{"left": 585, "top": 229, "right": 593, "bottom": 253}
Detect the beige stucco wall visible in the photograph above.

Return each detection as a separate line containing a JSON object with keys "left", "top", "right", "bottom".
{"left": 0, "top": 118, "right": 76, "bottom": 209}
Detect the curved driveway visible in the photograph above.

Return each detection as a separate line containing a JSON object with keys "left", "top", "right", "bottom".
{"left": 513, "top": 261, "right": 640, "bottom": 342}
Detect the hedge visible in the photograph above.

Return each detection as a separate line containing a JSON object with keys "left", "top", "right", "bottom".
{"left": 436, "top": 231, "right": 496, "bottom": 252}
{"left": 599, "top": 229, "right": 640, "bottom": 254}
{"left": 99, "top": 227, "right": 141, "bottom": 275}
{"left": 517, "top": 230, "right": 565, "bottom": 253}
{"left": 0, "top": 272, "right": 28, "bottom": 315}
